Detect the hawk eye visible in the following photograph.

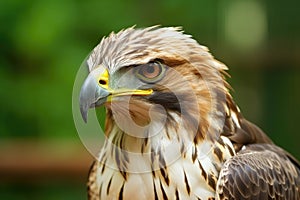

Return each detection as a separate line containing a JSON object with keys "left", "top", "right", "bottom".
{"left": 135, "top": 62, "right": 166, "bottom": 83}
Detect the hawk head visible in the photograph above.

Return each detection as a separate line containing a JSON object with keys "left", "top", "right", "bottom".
{"left": 78, "top": 26, "right": 300, "bottom": 200}
{"left": 79, "top": 26, "right": 230, "bottom": 146}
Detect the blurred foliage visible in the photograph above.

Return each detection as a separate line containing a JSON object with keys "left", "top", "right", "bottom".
{"left": 0, "top": 0, "right": 299, "bottom": 199}
{"left": 0, "top": 181, "right": 85, "bottom": 200}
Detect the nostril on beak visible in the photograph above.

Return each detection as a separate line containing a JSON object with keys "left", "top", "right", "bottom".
{"left": 99, "top": 79, "right": 107, "bottom": 85}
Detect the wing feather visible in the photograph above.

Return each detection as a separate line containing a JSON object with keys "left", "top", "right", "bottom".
{"left": 216, "top": 144, "right": 300, "bottom": 200}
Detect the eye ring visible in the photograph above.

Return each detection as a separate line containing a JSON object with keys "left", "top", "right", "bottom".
{"left": 135, "top": 62, "right": 166, "bottom": 83}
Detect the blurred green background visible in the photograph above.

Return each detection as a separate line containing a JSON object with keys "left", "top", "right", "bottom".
{"left": 0, "top": 0, "right": 299, "bottom": 199}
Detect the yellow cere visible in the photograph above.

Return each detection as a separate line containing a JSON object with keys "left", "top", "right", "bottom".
{"left": 98, "top": 69, "right": 110, "bottom": 89}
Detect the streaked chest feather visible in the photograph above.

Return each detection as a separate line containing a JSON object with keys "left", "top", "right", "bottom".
{"left": 91, "top": 122, "right": 236, "bottom": 200}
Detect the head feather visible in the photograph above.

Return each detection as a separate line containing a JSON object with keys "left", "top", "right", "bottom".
{"left": 87, "top": 26, "right": 227, "bottom": 74}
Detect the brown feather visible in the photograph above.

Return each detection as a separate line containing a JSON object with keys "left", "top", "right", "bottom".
{"left": 216, "top": 144, "right": 300, "bottom": 200}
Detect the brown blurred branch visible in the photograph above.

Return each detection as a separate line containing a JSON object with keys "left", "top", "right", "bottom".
{"left": 0, "top": 139, "right": 95, "bottom": 183}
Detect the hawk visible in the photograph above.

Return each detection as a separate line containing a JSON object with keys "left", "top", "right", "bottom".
{"left": 79, "top": 26, "right": 300, "bottom": 199}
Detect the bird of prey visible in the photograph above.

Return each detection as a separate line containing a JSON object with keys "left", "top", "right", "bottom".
{"left": 79, "top": 26, "right": 300, "bottom": 200}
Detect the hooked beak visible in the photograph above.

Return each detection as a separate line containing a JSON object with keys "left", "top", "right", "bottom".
{"left": 79, "top": 67, "right": 110, "bottom": 123}
{"left": 79, "top": 67, "right": 153, "bottom": 123}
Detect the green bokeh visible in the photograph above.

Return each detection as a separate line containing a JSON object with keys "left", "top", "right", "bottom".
{"left": 1, "top": 0, "right": 299, "bottom": 199}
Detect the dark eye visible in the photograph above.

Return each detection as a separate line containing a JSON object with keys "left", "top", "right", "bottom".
{"left": 135, "top": 62, "right": 166, "bottom": 83}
